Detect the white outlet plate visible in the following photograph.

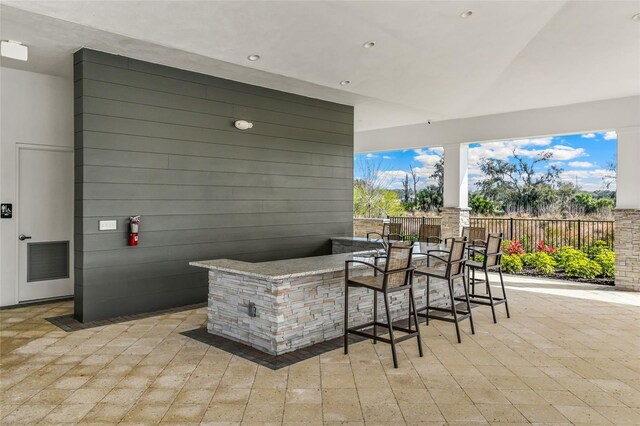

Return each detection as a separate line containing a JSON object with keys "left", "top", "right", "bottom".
{"left": 99, "top": 220, "right": 117, "bottom": 231}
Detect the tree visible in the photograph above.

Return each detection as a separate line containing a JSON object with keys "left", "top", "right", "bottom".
{"left": 469, "top": 194, "right": 495, "bottom": 215}
{"left": 409, "top": 165, "right": 420, "bottom": 207}
{"left": 401, "top": 174, "right": 411, "bottom": 203}
{"left": 431, "top": 156, "right": 444, "bottom": 193}
{"left": 415, "top": 186, "right": 443, "bottom": 212}
{"left": 353, "top": 157, "right": 406, "bottom": 217}
{"left": 353, "top": 158, "right": 388, "bottom": 218}
{"left": 572, "top": 193, "right": 614, "bottom": 215}
{"left": 475, "top": 150, "right": 563, "bottom": 215}
{"left": 603, "top": 158, "right": 616, "bottom": 190}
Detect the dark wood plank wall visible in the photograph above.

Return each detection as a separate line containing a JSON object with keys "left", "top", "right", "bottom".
{"left": 74, "top": 49, "right": 353, "bottom": 322}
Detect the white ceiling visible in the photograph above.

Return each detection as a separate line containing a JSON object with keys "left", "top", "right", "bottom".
{"left": 1, "top": 1, "right": 639, "bottom": 131}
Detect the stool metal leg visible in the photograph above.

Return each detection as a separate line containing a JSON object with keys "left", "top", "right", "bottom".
{"left": 485, "top": 270, "right": 497, "bottom": 323}
{"left": 448, "top": 279, "right": 461, "bottom": 343}
{"left": 499, "top": 269, "right": 511, "bottom": 318}
{"left": 462, "top": 274, "right": 475, "bottom": 335}
{"left": 344, "top": 281, "right": 349, "bottom": 354}
{"left": 383, "top": 291, "right": 398, "bottom": 368}
{"left": 373, "top": 290, "right": 378, "bottom": 344}
{"left": 471, "top": 268, "right": 476, "bottom": 295}
{"left": 409, "top": 285, "right": 424, "bottom": 357}
{"left": 425, "top": 276, "right": 430, "bottom": 325}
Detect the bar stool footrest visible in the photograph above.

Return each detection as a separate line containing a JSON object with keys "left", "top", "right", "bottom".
{"left": 416, "top": 305, "right": 471, "bottom": 323}
{"left": 459, "top": 295, "right": 507, "bottom": 306}
{"left": 347, "top": 321, "right": 420, "bottom": 345}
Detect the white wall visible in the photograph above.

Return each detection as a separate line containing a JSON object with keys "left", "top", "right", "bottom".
{"left": 0, "top": 67, "right": 74, "bottom": 306}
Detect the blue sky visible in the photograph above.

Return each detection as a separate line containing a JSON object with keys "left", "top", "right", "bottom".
{"left": 355, "top": 131, "right": 617, "bottom": 192}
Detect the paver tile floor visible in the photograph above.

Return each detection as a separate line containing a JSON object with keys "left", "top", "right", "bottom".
{"left": 1, "top": 274, "right": 639, "bottom": 425}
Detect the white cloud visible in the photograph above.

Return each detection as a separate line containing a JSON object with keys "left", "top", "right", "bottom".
{"left": 581, "top": 133, "right": 596, "bottom": 138}
{"left": 568, "top": 161, "right": 594, "bottom": 168}
{"left": 383, "top": 155, "right": 393, "bottom": 159}
{"left": 560, "top": 169, "right": 612, "bottom": 180}
{"left": 467, "top": 137, "right": 585, "bottom": 166}
{"left": 603, "top": 131, "right": 617, "bottom": 140}
{"left": 365, "top": 153, "right": 377, "bottom": 158}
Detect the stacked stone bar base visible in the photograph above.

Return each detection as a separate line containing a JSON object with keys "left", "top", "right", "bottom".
{"left": 441, "top": 207, "right": 470, "bottom": 239}
{"left": 207, "top": 258, "right": 456, "bottom": 356}
{"left": 614, "top": 209, "right": 640, "bottom": 291}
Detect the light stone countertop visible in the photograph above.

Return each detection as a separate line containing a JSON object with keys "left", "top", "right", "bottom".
{"left": 190, "top": 241, "right": 448, "bottom": 281}
{"left": 190, "top": 251, "right": 381, "bottom": 280}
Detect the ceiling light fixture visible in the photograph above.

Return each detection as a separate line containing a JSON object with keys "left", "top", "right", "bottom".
{"left": 460, "top": 10, "right": 473, "bottom": 19}
{"left": 340, "top": 80, "right": 351, "bottom": 86}
{"left": 247, "top": 54, "right": 260, "bottom": 61}
{"left": 1, "top": 40, "right": 28, "bottom": 61}
{"left": 363, "top": 41, "right": 376, "bottom": 48}
{"left": 632, "top": 13, "right": 640, "bottom": 22}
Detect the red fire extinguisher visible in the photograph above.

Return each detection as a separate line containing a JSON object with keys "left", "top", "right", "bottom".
{"left": 128, "top": 216, "right": 140, "bottom": 246}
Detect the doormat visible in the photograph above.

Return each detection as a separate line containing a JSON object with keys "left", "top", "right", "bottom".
{"left": 181, "top": 327, "right": 370, "bottom": 370}
{"left": 46, "top": 302, "right": 207, "bottom": 332}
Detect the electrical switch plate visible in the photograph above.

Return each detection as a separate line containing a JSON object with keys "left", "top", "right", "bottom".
{"left": 99, "top": 220, "right": 117, "bottom": 231}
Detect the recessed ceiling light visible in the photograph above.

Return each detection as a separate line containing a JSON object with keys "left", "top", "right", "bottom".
{"left": 247, "top": 54, "right": 260, "bottom": 61}
{"left": 460, "top": 10, "right": 473, "bottom": 19}
{"left": 632, "top": 13, "right": 640, "bottom": 22}
{"left": 340, "top": 80, "right": 351, "bottom": 86}
{"left": 363, "top": 41, "right": 376, "bottom": 49}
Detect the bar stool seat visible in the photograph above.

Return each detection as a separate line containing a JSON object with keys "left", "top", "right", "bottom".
{"left": 346, "top": 275, "right": 385, "bottom": 289}
{"left": 465, "top": 260, "right": 483, "bottom": 269}
{"left": 414, "top": 265, "right": 447, "bottom": 277}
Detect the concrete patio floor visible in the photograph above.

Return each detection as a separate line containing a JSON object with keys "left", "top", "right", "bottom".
{"left": 1, "top": 275, "right": 639, "bottom": 425}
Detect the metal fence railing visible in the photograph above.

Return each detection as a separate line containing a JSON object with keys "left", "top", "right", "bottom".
{"left": 386, "top": 216, "right": 441, "bottom": 238}
{"left": 387, "top": 216, "right": 614, "bottom": 251}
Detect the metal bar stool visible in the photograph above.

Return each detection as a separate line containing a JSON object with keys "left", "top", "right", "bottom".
{"left": 344, "top": 241, "right": 423, "bottom": 368}
{"left": 414, "top": 237, "right": 475, "bottom": 343}
{"left": 464, "top": 232, "right": 511, "bottom": 323}
{"left": 367, "top": 222, "right": 403, "bottom": 243}
{"left": 418, "top": 223, "right": 442, "bottom": 244}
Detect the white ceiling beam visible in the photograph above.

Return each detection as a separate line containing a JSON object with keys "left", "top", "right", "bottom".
{"left": 354, "top": 96, "right": 640, "bottom": 152}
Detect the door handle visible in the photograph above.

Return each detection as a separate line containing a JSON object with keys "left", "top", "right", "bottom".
{"left": 18, "top": 234, "right": 32, "bottom": 241}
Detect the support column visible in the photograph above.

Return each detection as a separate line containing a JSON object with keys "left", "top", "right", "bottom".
{"left": 441, "top": 144, "right": 470, "bottom": 238}
{"left": 614, "top": 126, "right": 640, "bottom": 291}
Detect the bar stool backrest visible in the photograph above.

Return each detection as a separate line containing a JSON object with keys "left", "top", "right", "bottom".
{"left": 383, "top": 222, "right": 402, "bottom": 239}
{"left": 448, "top": 237, "right": 468, "bottom": 277}
{"left": 384, "top": 241, "right": 413, "bottom": 289}
{"left": 463, "top": 226, "right": 486, "bottom": 243}
{"left": 484, "top": 233, "right": 503, "bottom": 267}
{"left": 418, "top": 224, "right": 441, "bottom": 242}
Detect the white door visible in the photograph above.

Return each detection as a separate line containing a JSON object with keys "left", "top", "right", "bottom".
{"left": 17, "top": 145, "right": 73, "bottom": 302}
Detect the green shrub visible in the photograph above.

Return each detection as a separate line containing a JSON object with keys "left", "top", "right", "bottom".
{"left": 586, "top": 240, "right": 609, "bottom": 259}
{"left": 565, "top": 258, "right": 603, "bottom": 279}
{"left": 501, "top": 254, "right": 523, "bottom": 274}
{"left": 401, "top": 233, "right": 418, "bottom": 243}
{"left": 593, "top": 250, "right": 614, "bottom": 278}
{"left": 523, "top": 252, "right": 556, "bottom": 275}
{"left": 521, "top": 253, "right": 534, "bottom": 267}
{"left": 554, "top": 246, "right": 587, "bottom": 268}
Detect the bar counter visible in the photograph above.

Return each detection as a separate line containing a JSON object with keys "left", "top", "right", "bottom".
{"left": 190, "top": 239, "right": 455, "bottom": 355}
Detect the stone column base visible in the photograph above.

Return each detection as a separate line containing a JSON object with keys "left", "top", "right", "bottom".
{"left": 441, "top": 207, "right": 470, "bottom": 239}
{"left": 614, "top": 209, "right": 640, "bottom": 291}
